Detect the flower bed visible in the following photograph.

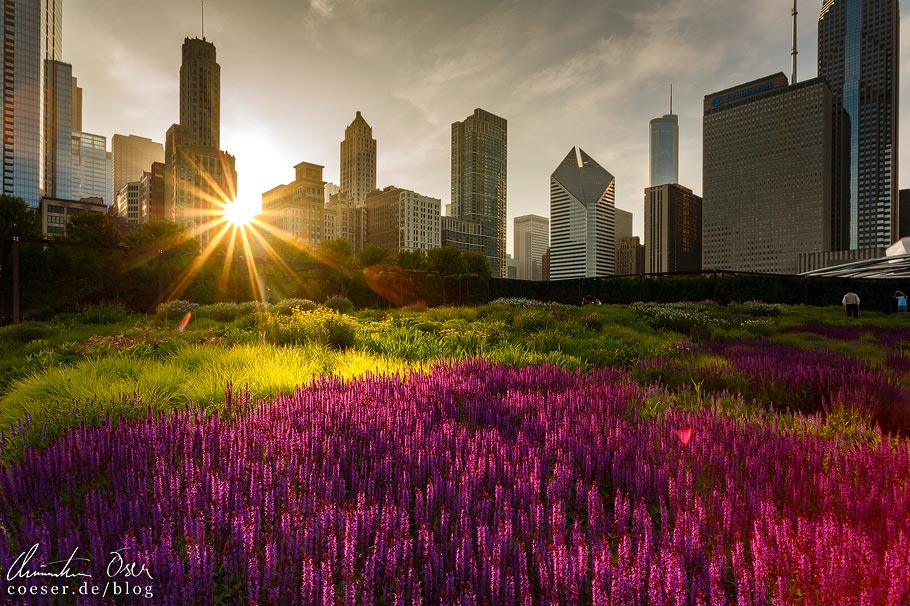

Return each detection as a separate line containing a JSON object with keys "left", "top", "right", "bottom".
{"left": 2, "top": 361, "right": 909, "bottom": 604}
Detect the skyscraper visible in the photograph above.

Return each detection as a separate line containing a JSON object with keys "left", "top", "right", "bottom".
{"left": 649, "top": 91, "right": 679, "bottom": 187}
{"left": 1, "top": 0, "right": 64, "bottom": 205}
{"left": 70, "top": 131, "right": 112, "bottom": 203}
{"left": 549, "top": 147, "right": 615, "bottom": 280}
{"left": 45, "top": 60, "right": 73, "bottom": 200}
{"left": 644, "top": 183, "right": 702, "bottom": 274}
{"left": 703, "top": 74, "right": 832, "bottom": 274}
{"left": 112, "top": 134, "right": 165, "bottom": 206}
{"left": 819, "top": 0, "right": 899, "bottom": 248}
{"left": 262, "top": 162, "right": 327, "bottom": 246}
{"left": 365, "top": 186, "right": 441, "bottom": 254}
{"left": 451, "top": 108, "right": 508, "bottom": 278}
{"left": 340, "top": 111, "right": 376, "bottom": 207}
{"left": 164, "top": 37, "right": 237, "bottom": 239}
{"left": 514, "top": 215, "right": 549, "bottom": 281}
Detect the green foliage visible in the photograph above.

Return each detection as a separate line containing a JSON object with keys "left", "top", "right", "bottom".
{"left": 395, "top": 250, "right": 427, "bottom": 271}
{"left": 357, "top": 244, "right": 390, "bottom": 268}
{"left": 324, "top": 295, "right": 354, "bottom": 314}
{"left": 259, "top": 307, "right": 358, "bottom": 350}
{"left": 65, "top": 213, "right": 122, "bottom": 247}
{"left": 0, "top": 195, "right": 40, "bottom": 241}
{"left": 155, "top": 300, "right": 200, "bottom": 321}
{"left": 275, "top": 298, "right": 317, "bottom": 315}
{"left": 426, "top": 247, "right": 466, "bottom": 276}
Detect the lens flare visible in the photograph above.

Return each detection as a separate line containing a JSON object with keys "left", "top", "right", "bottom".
{"left": 224, "top": 201, "right": 257, "bottom": 226}
{"left": 178, "top": 312, "right": 193, "bottom": 333}
{"left": 674, "top": 427, "right": 693, "bottom": 446}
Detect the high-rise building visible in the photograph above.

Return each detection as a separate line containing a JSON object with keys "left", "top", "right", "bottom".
{"left": 112, "top": 135, "right": 164, "bottom": 205}
{"left": 1, "top": 0, "right": 64, "bottom": 206}
{"left": 703, "top": 74, "right": 832, "bottom": 275}
{"left": 649, "top": 98, "right": 679, "bottom": 187}
{"left": 365, "top": 186, "right": 441, "bottom": 254}
{"left": 506, "top": 255, "right": 520, "bottom": 279}
{"left": 40, "top": 196, "right": 106, "bottom": 237}
{"left": 615, "top": 208, "right": 633, "bottom": 241}
{"left": 644, "top": 183, "right": 702, "bottom": 274}
{"left": 115, "top": 180, "right": 147, "bottom": 224}
{"left": 324, "top": 182, "right": 341, "bottom": 206}
{"left": 340, "top": 112, "right": 376, "bottom": 207}
{"left": 819, "top": 0, "right": 899, "bottom": 249}
{"left": 451, "top": 108, "right": 508, "bottom": 277}
{"left": 71, "top": 76, "right": 82, "bottom": 132}
{"left": 44, "top": 60, "right": 73, "bottom": 200}
{"left": 900, "top": 189, "right": 909, "bottom": 240}
{"left": 616, "top": 236, "right": 645, "bottom": 276}
{"left": 70, "top": 131, "right": 112, "bottom": 204}
{"left": 261, "top": 162, "right": 326, "bottom": 246}
{"left": 164, "top": 38, "right": 237, "bottom": 240}
{"left": 549, "top": 147, "right": 616, "bottom": 280}
{"left": 325, "top": 192, "right": 364, "bottom": 251}
{"left": 514, "top": 215, "right": 549, "bottom": 281}
{"left": 441, "top": 216, "right": 485, "bottom": 255}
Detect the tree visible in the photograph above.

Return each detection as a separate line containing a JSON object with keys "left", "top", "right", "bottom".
{"left": 65, "top": 213, "right": 122, "bottom": 248}
{"left": 426, "top": 247, "right": 466, "bottom": 276}
{"left": 123, "top": 219, "right": 197, "bottom": 253}
{"left": 317, "top": 238, "right": 355, "bottom": 270}
{"left": 395, "top": 249, "right": 426, "bottom": 271}
{"left": 0, "top": 195, "right": 40, "bottom": 242}
{"left": 463, "top": 252, "right": 491, "bottom": 277}
{"left": 357, "top": 243, "right": 389, "bottom": 268}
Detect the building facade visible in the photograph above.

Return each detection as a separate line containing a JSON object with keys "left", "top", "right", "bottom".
{"left": 39, "top": 196, "right": 106, "bottom": 237}
{"left": 70, "top": 131, "right": 112, "bottom": 204}
{"left": 115, "top": 180, "right": 148, "bottom": 224}
{"left": 261, "top": 162, "right": 326, "bottom": 246}
{"left": 365, "top": 186, "right": 441, "bottom": 254}
{"left": 451, "top": 108, "right": 507, "bottom": 277}
{"left": 441, "top": 216, "right": 485, "bottom": 255}
{"left": 112, "top": 135, "right": 164, "bottom": 205}
{"left": 164, "top": 38, "right": 238, "bottom": 240}
{"left": 1, "top": 0, "right": 64, "bottom": 206}
{"left": 644, "top": 183, "right": 702, "bottom": 274}
{"left": 819, "top": 0, "right": 899, "bottom": 249}
{"left": 649, "top": 112, "right": 679, "bottom": 187}
{"left": 340, "top": 112, "right": 376, "bottom": 207}
{"left": 514, "top": 214, "right": 549, "bottom": 281}
{"left": 549, "top": 147, "right": 615, "bottom": 280}
{"left": 325, "top": 192, "right": 364, "bottom": 252}
{"left": 900, "top": 189, "right": 909, "bottom": 239}
{"left": 145, "top": 162, "right": 167, "bottom": 221}
{"left": 798, "top": 247, "right": 886, "bottom": 273}
{"left": 45, "top": 60, "right": 73, "bottom": 201}
{"left": 703, "top": 74, "right": 832, "bottom": 275}
{"left": 616, "top": 236, "right": 645, "bottom": 276}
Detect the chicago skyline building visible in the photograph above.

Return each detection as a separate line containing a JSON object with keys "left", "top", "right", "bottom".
{"left": 616, "top": 236, "right": 644, "bottom": 276}
{"left": 549, "top": 147, "right": 615, "bottom": 280}
{"left": 513, "top": 214, "right": 549, "bottom": 281}
{"left": 164, "top": 37, "right": 237, "bottom": 239}
{"left": 451, "top": 108, "right": 508, "bottom": 278}
{"left": 649, "top": 92, "right": 679, "bottom": 187}
{"left": 340, "top": 111, "right": 376, "bottom": 207}
{"left": 261, "top": 162, "right": 327, "bottom": 246}
{"left": 365, "top": 186, "right": 441, "bottom": 254}
{"left": 819, "top": 0, "right": 900, "bottom": 248}
{"left": 112, "top": 134, "right": 164, "bottom": 205}
{"left": 70, "top": 131, "right": 112, "bottom": 203}
{"left": 645, "top": 183, "right": 702, "bottom": 274}
{"left": 703, "top": 73, "right": 832, "bottom": 275}
{"left": 1, "top": 0, "right": 64, "bottom": 206}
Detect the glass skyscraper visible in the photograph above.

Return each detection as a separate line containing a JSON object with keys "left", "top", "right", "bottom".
{"left": 1, "top": 0, "right": 64, "bottom": 206}
{"left": 649, "top": 113, "right": 678, "bottom": 187}
{"left": 819, "top": 0, "right": 899, "bottom": 249}
{"left": 451, "top": 108, "right": 508, "bottom": 278}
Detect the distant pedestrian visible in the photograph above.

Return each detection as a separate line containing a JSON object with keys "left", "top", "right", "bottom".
{"left": 842, "top": 290, "right": 860, "bottom": 318}
{"left": 895, "top": 291, "right": 908, "bottom": 313}
{"left": 581, "top": 294, "right": 601, "bottom": 306}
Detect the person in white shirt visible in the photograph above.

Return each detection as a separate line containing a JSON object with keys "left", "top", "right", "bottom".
{"left": 842, "top": 290, "right": 860, "bottom": 318}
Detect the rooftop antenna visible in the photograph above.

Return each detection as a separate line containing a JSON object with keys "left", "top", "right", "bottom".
{"left": 201, "top": 0, "right": 205, "bottom": 39}
{"left": 791, "top": 0, "right": 798, "bottom": 84}
{"left": 670, "top": 83, "right": 674, "bottom": 115}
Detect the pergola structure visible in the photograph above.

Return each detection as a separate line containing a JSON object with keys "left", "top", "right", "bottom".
{"left": 800, "top": 239, "right": 910, "bottom": 279}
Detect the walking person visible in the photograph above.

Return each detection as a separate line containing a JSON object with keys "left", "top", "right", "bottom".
{"left": 842, "top": 289, "right": 860, "bottom": 318}
{"left": 895, "top": 290, "right": 908, "bottom": 313}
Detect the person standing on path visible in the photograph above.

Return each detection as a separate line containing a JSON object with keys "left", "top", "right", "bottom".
{"left": 895, "top": 291, "right": 908, "bottom": 313}
{"left": 843, "top": 290, "right": 860, "bottom": 318}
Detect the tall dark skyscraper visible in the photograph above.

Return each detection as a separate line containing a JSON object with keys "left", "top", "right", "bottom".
{"left": 340, "top": 111, "right": 376, "bottom": 207}
{"left": 819, "top": 0, "right": 899, "bottom": 249}
{"left": 164, "top": 37, "right": 237, "bottom": 239}
{"left": 451, "top": 108, "right": 508, "bottom": 278}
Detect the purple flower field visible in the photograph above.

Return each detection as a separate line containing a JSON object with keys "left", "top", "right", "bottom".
{"left": 2, "top": 359, "right": 909, "bottom": 605}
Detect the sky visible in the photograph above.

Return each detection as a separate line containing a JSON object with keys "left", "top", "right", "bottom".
{"left": 65, "top": 0, "right": 910, "bottom": 253}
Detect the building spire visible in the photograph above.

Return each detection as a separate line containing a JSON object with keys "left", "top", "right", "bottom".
{"left": 670, "top": 83, "right": 673, "bottom": 115}
{"left": 791, "top": 0, "right": 798, "bottom": 84}
{"left": 201, "top": 0, "right": 205, "bottom": 39}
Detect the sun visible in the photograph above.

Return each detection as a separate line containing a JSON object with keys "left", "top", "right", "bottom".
{"left": 223, "top": 200, "right": 258, "bottom": 226}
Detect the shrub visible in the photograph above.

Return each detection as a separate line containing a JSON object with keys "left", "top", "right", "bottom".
{"left": 155, "top": 300, "right": 199, "bottom": 321}
{"left": 197, "top": 302, "right": 241, "bottom": 322}
{"left": 0, "top": 323, "right": 51, "bottom": 344}
{"left": 324, "top": 295, "right": 354, "bottom": 314}
{"left": 72, "top": 303, "right": 132, "bottom": 325}
{"left": 261, "top": 308, "right": 358, "bottom": 350}
{"left": 275, "top": 298, "right": 317, "bottom": 315}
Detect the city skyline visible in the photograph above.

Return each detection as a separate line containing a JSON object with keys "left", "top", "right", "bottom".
{"left": 64, "top": 0, "right": 910, "bottom": 251}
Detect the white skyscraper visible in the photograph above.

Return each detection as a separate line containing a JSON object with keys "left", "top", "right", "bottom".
{"left": 649, "top": 90, "right": 679, "bottom": 187}
{"left": 549, "top": 147, "right": 616, "bottom": 280}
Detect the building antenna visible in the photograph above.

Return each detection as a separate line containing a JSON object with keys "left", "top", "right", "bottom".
{"left": 201, "top": 0, "right": 205, "bottom": 39}
{"left": 670, "top": 83, "right": 673, "bottom": 115}
{"left": 791, "top": 0, "right": 798, "bottom": 84}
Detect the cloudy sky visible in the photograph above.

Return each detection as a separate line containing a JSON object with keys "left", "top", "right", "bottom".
{"left": 65, "top": 0, "right": 910, "bottom": 252}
